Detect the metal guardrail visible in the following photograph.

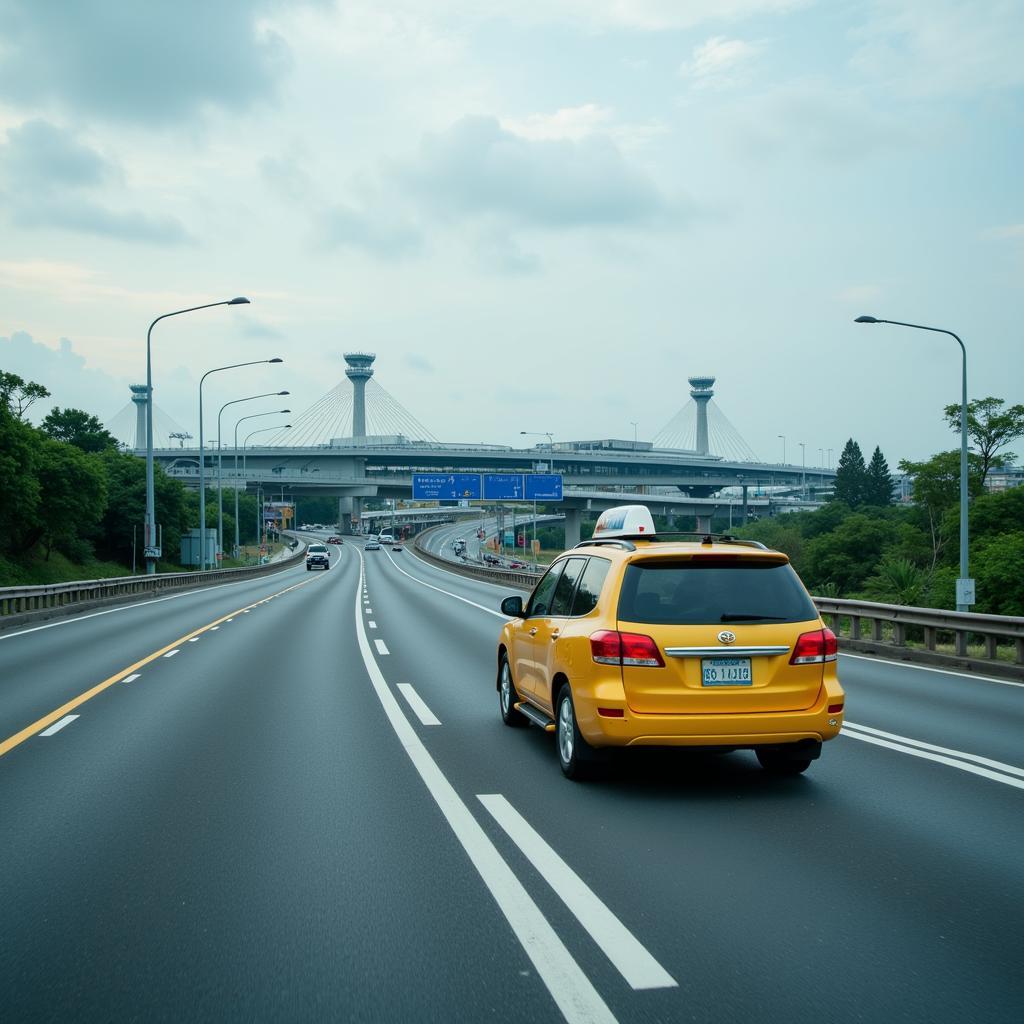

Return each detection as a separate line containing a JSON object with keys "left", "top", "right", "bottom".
{"left": 815, "top": 597, "right": 1024, "bottom": 669}
{"left": 414, "top": 526, "right": 1024, "bottom": 678}
{"left": 0, "top": 540, "right": 306, "bottom": 624}
{"left": 412, "top": 530, "right": 541, "bottom": 588}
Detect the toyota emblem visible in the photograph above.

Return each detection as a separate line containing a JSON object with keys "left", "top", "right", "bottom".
{"left": 717, "top": 630, "right": 736, "bottom": 645}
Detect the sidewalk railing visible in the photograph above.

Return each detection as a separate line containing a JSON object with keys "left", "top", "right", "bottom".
{"left": 0, "top": 540, "right": 306, "bottom": 624}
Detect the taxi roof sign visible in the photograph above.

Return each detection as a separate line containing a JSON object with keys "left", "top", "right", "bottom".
{"left": 592, "top": 505, "right": 656, "bottom": 539}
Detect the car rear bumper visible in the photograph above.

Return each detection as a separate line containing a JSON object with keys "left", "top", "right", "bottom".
{"left": 575, "top": 682, "right": 843, "bottom": 749}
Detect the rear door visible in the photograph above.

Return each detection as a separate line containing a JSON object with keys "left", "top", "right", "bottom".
{"left": 616, "top": 554, "right": 823, "bottom": 714}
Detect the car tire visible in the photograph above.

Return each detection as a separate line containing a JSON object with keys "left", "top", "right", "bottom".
{"left": 306, "top": 565, "right": 311, "bottom": 571}
{"left": 499, "top": 656, "right": 527, "bottom": 727}
{"left": 556, "top": 683, "right": 603, "bottom": 781}
{"left": 756, "top": 748, "right": 812, "bottom": 775}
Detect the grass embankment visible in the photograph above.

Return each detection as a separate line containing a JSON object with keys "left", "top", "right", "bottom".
{"left": 0, "top": 550, "right": 187, "bottom": 587}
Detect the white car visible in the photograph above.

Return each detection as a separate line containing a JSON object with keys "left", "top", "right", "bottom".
{"left": 377, "top": 533, "right": 395, "bottom": 545}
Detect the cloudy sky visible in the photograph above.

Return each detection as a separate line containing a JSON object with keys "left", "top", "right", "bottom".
{"left": 1, "top": 0, "right": 1021, "bottom": 466}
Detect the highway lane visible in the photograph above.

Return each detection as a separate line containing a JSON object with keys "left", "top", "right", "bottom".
{"left": 361, "top": 540, "right": 1024, "bottom": 1023}
{"left": 2, "top": 533, "right": 1021, "bottom": 1022}
{"left": 0, "top": 549, "right": 320, "bottom": 751}
{"left": 0, "top": 541, "right": 564, "bottom": 1022}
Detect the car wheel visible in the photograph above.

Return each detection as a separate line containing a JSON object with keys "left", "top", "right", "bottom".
{"left": 499, "top": 656, "right": 527, "bottom": 727}
{"left": 756, "top": 748, "right": 812, "bottom": 775}
{"left": 556, "top": 683, "right": 603, "bottom": 781}
{"left": 306, "top": 565, "right": 311, "bottom": 571}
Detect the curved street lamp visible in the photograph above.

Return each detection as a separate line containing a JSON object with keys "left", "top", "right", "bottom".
{"left": 143, "top": 296, "right": 249, "bottom": 574}
{"left": 855, "top": 315, "right": 972, "bottom": 610}
{"left": 232, "top": 409, "right": 291, "bottom": 556}
{"left": 244, "top": 424, "right": 291, "bottom": 555}
{"left": 198, "top": 357, "right": 282, "bottom": 568}
{"left": 217, "top": 391, "right": 289, "bottom": 560}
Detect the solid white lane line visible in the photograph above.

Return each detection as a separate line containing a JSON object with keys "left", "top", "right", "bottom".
{"left": 122, "top": 674, "right": 141, "bottom": 684}
{"left": 843, "top": 721, "right": 1024, "bottom": 778}
{"left": 163, "top": 650, "right": 180, "bottom": 658}
{"left": 385, "top": 550, "right": 507, "bottom": 618}
{"left": 369, "top": 621, "right": 377, "bottom": 629}
{"left": 374, "top": 639, "right": 389, "bottom": 655}
{"left": 397, "top": 684, "right": 441, "bottom": 726}
{"left": 351, "top": 554, "right": 615, "bottom": 1024}
{"left": 839, "top": 652, "right": 1024, "bottom": 688}
{"left": 479, "top": 794, "right": 678, "bottom": 991}
{"left": 841, "top": 728, "right": 1024, "bottom": 791}
{"left": 39, "top": 715, "right": 79, "bottom": 737}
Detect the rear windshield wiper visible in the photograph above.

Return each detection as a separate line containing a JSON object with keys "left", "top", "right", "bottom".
{"left": 719, "top": 613, "right": 788, "bottom": 622}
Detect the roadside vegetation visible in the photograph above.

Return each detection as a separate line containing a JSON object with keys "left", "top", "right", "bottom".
{"left": 0, "top": 370, "right": 272, "bottom": 586}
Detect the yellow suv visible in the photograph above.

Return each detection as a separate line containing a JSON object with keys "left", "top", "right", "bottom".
{"left": 496, "top": 506, "right": 843, "bottom": 779}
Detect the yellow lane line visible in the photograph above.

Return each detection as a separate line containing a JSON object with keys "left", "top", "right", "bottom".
{"left": 0, "top": 574, "right": 320, "bottom": 760}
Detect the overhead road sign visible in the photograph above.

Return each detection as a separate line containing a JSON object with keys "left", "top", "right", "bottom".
{"left": 483, "top": 474, "right": 525, "bottom": 500}
{"left": 412, "top": 473, "right": 482, "bottom": 500}
{"left": 524, "top": 474, "right": 563, "bottom": 501}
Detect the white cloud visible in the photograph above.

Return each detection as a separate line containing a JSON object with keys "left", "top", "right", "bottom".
{"left": 983, "top": 224, "right": 1024, "bottom": 241}
{"left": 502, "top": 104, "right": 613, "bottom": 142}
{"left": 681, "top": 36, "right": 764, "bottom": 87}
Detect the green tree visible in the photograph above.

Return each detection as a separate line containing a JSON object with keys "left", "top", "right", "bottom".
{"left": 970, "top": 532, "right": 1024, "bottom": 616}
{"left": 41, "top": 407, "right": 119, "bottom": 453}
{"left": 804, "top": 512, "right": 890, "bottom": 594}
{"left": 898, "top": 450, "right": 984, "bottom": 575}
{"left": 865, "top": 446, "right": 894, "bottom": 506}
{"left": 944, "top": 396, "right": 1024, "bottom": 482}
{"left": 0, "top": 370, "right": 50, "bottom": 420}
{"left": 833, "top": 439, "right": 867, "bottom": 507}
{"left": 30, "top": 439, "right": 107, "bottom": 560}
{"left": 861, "top": 555, "right": 925, "bottom": 606}
{"left": 0, "top": 402, "right": 42, "bottom": 555}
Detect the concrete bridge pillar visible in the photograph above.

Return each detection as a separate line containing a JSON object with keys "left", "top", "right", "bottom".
{"left": 741, "top": 485, "right": 749, "bottom": 526}
{"left": 338, "top": 496, "right": 354, "bottom": 534}
{"left": 352, "top": 496, "right": 363, "bottom": 534}
{"left": 563, "top": 508, "right": 582, "bottom": 549}
{"left": 695, "top": 513, "right": 713, "bottom": 534}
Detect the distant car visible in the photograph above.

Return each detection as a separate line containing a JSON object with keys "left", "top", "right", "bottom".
{"left": 483, "top": 553, "right": 501, "bottom": 566}
{"left": 377, "top": 533, "right": 395, "bottom": 545}
{"left": 305, "top": 543, "right": 330, "bottom": 570}
{"left": 508, "top": 560, "right": 528, "bottom": 569}
{"left": 327, "top": 536, "right": 343, "bottom": 545}
{"left": 392, "top": 543, "right": 403, "bottom": 552}
{"left": 365, "top": 539, "right": 381, "bottom": 551}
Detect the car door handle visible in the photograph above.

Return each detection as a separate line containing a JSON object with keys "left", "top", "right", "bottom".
{"left": 549, "top": 630, "right": 560, "bottom": 640}
{"left": 529, "top": 627, "right": 538, "bottom": 636}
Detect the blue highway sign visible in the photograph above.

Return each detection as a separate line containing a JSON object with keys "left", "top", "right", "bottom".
{"left": 524, "top": 474, "right": 563, "bottom": 501}
{"left": 412, "top": 473, "right": 482, "bottom": 500}
{"left": 483, "top": 474, "right": 525, "bottom": 500}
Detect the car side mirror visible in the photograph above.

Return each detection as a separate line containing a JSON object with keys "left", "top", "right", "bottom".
{"left": 501, "top": 596, "right": 524, "bottom": 618}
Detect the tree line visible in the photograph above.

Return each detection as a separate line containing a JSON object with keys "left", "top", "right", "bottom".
{"left": 0, "top": 370, "right": 266, "bottom": 582}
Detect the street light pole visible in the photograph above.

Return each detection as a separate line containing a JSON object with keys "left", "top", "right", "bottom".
{"left": 217, "top": 390, "right": 288, "bottom": 561}
{"left": 777, "top": 434, "right": 786, "bottom": 464}
{"left": 143, "top": 297, "right": 250, "bottom": 574}
{"left": 198, "top": 357, "right": 282, "bottom": 569}
{"left": 798, "top": 442, "right": 806, "bottom": 500}
{"left": 243, "top": 424, "right": 291, "bottom": 560}
{"left": 631, "top": 421, "right": 638, "bottom": 451}
{"left": 855, "top": 315, "right": 972, "bottom": 610}
{"left": 233, "top": 410, "right": 290, "bottom": 556}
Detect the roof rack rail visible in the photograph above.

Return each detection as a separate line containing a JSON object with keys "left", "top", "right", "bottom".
{"left": 572, "top": 538, "right": 637, "bottom": 552}
{"left": 653, "top": 532, "right": 769, "bottom": 551}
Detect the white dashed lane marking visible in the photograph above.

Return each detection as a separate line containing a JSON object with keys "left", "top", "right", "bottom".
{"left": 397, "top": 684, "right": 441, "bottom": 726}
{"left": 374, "top": 639, "right": 389, "bottom": 656}
{"left": 38, "top": 715, "right": 79, "bottom": 737}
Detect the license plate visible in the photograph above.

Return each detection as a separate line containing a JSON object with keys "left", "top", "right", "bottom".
{"left": 701, "top": 658, "right": 753, "bottom": 686}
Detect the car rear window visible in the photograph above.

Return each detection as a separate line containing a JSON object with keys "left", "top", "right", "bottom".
{"left": 617, "top": 558, "right": 817, "bottom": 625}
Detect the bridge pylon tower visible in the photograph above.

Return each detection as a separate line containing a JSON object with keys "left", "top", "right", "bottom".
{"left": 688, "top": 376, "right": 715, "bottom": 456}
{"left": 343, "top": 353, "right": 376, "bottom": 439}
{"left": 130, "top": 384, "right": 149, "bottom": 450}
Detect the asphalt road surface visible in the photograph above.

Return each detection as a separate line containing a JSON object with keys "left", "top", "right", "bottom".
{"left": 2, "top": 536, "right": 1021, "bottom": 1023}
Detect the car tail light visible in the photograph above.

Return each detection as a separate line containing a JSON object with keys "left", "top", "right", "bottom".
{"left": 790, "top": 628, "right": 838, "bottom": 665}
{"left": 828, "top": 703, "right": 844, "bottom": 713}
{"left": 589, "top": 630, "right": 664, "bottom": 667}
{"left": 589, "top": 630, "right": 621, "bottom": 665}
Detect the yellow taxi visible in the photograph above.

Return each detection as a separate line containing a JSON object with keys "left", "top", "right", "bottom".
{"left": 496, "top": 506, "right": 844, "bottom": 779}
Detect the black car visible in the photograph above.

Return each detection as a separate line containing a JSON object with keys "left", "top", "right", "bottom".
{"left": 306, "top": 543, "right": 330, "bottom": 570}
